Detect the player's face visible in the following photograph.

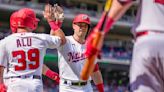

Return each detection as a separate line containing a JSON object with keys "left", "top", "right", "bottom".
{"left": 73, "top": 22, "right": 88, "bottom": 38}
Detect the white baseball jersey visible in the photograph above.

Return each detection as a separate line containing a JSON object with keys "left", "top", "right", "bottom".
{"left": 58, "top": 36, "right": 91, "bottom": 81}
{"left": 0, "top": 32, "right": 61, "bottom": 78}
{"left": 129, "top": 0, "right": 164, "bottom": 92}
{"left": 132, "top": 0, "right": 164, "bottom": 33}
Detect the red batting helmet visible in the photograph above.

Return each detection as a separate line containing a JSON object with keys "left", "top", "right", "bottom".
{"left": 73, "top": 14, "right": 90, "bottom": 25}
{"left": 10, "top": 11, "right": 18, "bottom": 33}
{"left": 16, "top": 8, "right": 39, "bottom": 31}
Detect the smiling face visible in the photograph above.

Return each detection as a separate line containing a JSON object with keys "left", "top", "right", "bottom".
{"left": 72, "top": 14, "right": 90, "bottom": 43}
{"left": 73, "top": 22, "right": 89, "bottom": 39}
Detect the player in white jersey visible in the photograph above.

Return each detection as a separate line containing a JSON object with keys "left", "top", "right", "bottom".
{"left": 9, "top": 9, "right": 60, "bottom": 85}
{"left": 11, "top": 8, "right": 61, "bottom": 81}
{"left": 57, "top": 14, "right": 104, "bottom": 92}
{"left": 96, "top": 0, "right": 164, "bottom": 92}
{"left": 0, "top": 6, "right": 65, "bottom": 92}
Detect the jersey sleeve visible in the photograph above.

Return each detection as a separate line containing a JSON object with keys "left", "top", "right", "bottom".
{"left": 44, "top": 34, "right": 62, "bottom": 49}
{"left": 0, "top": 39, "right": 8, "bottom": 67}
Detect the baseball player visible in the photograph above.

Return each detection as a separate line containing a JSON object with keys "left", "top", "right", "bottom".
{"left": 42, "top": 4, "right": 104, "bottom": 92}
{"left": 0, "top": 6, "right": 65, "bottom": 92}
{"left": 97, "top": 0, "right": 164, "bottom": 92}
{"left": 9, "top": 9, "right": 60, "bottom": 84}
{"left": 53, "top": 14, "right": 104, "bottom": 92}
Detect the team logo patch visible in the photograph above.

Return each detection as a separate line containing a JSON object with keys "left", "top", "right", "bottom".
{"left": 82, "top": 15, "right": 88, "bottom": 20}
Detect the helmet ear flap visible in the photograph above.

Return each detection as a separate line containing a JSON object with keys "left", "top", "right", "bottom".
{"left": 88, "top": 24, "right": 90, "bottom": 31}
{"left": 10, "top": 11, "right": 18, "bottom": 33}
{"left": 85, "top": 24, "right": 91, "bottom": 39}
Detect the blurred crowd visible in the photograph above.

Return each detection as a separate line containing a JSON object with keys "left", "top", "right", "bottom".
{"left": 0, "top": 0, "right": 100, "bottom": 17}
{"left": 0, "top": 0, "right": 135, "bottom": 23}
{"left": 102, "top": 44, "right": 132, "bottom": 61}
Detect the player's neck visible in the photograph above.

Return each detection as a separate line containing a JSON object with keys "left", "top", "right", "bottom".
{"left": 73, "top": 34, "right": 85, "bottom": 44}
{"left": 17, "top": 28, "right": 31, "bottom": 33}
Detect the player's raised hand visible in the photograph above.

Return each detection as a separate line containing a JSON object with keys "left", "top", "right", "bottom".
{"left": 43, "top": 4, "right": 64, "bottom": 22}
{"left": 53, "top": 4, "right": 64, "bottom": 22}
{"left": 43, "top": 4, "right": 54, "bottom": 22}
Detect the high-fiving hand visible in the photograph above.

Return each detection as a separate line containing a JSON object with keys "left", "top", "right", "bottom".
{"left": 43, "top": 4, "right": 64, "bottom": 22}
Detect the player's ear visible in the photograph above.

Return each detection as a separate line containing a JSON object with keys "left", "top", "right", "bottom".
{"left": 72, "top": 23, "right": 78, "bottom": 31}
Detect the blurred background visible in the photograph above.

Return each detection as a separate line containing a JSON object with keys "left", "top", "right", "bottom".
{"left": 0, "top": 0, "right": 138, "bottom": 92}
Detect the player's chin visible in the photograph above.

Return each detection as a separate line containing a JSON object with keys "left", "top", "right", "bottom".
{"left": 78, "top": 32, "right": 83, "bottom": 36}
{"left": 80, "top": 31, "right": 86, "bottom": 35}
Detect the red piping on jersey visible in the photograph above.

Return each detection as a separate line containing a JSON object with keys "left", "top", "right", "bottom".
{"left": 136, "top": 31, "right": 148, "bottom": 37}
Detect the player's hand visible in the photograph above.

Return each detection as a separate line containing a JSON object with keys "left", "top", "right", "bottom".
{"left": 85, "top": 29, "right": 100, "bottom": 57}
{"left": 53, "top": 74, "right": 60, "bottom": 84}
{"left": 0, "top": 84, "right": 7, "bottom": 92}
{"left": 43, "top": 4, "right": 64, "bottom": 22}
{"left": 53, "top": 4, "right": 64, "bottom": 22}
{"left": 45, "top": 69, "right": 60, "bottom": 85}
{"left": 43, "top": 4, "right": 54, "bottom": 22}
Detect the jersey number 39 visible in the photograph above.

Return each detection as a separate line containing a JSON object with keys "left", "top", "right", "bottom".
{"left": 12, "top": 48, "right": 40, "bottom": 71}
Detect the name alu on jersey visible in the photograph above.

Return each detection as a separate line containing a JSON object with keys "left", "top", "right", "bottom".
{"left": 16, "top": 37, "right": 32, "bottom": 47}
{"left": 68, "top": 52, "right": 86, "bottom": 62}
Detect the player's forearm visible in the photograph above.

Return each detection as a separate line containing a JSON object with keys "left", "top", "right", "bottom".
{"left": 50, "top": 29, "right": 66, "bottom": 45}
{"left": 42, "top": 64, "right": 49, "bottom": 75}
{"left": 49, "top": 21, "right": 66, "bottom": 45}
{"left": 91, "top": 70, "right": 104, "bottom": 92}
{"left": 90, "top": 63, "right": 103, "bottom": 84}
{"left": 43, "top": 4, "right": 66, "bottom": 45}
{"left": 0, "top": 66, "right": 6, "bottom": 92}
{"left": 91, "top": 70, "right": 103, "bottom": 84}
{"left": 0, "top": 77, "right": 3, "bottom": 84}
{"left": 108, "top": 0, "right": 133, "bottom": 21}
{"left": 102, "top": 0, "right": 133, "bottom": 33}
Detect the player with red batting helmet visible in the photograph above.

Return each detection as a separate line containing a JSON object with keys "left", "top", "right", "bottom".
{"left": 0, "top": 5, "right": 65, "bottom": 92}
{"left": 9, "top": 10, "right": 60, "bottom": 85}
